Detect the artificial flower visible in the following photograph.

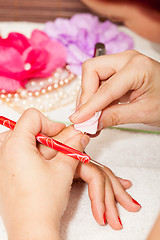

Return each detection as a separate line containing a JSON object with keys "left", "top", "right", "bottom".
{"left": 0, "top": 30, "right": 67, "bottom": 92}
{"left": 44, "top": 13, "right": 134, "bottom": 75}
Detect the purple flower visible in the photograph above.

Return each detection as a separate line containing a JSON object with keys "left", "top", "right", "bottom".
{"left": 44, "top": 13, "right": 133, "bottom": 75}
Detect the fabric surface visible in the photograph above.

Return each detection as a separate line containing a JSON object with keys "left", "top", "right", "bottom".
{"left": 0, "top": 21, "right": 160, "bottom": 240}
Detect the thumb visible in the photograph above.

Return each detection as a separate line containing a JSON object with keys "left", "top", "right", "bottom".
{"left": 99, "top": 100, "right": 146, "bottom": 128}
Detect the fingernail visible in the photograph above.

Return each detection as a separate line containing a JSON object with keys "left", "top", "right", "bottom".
{"left": 132, "top": 198, "right": 141, "bottom": 207}
{"left": 81, "top": 135, "right": 90, "bottom": 148}
{"left": 97, "top": 121, "right": 103, "bottom": 131}
{"left": 69, "top": 110, "right": 79, "bottom": 121}
{"left": 103, "top": 212, "right": 107, "bottom": 225}
{"left": 118, "top": 216, "right": 123, "bottom": 227}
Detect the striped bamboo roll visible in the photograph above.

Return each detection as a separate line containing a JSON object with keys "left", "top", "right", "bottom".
{"left": 0, "top": 0, "right": 92, "bottom": 22}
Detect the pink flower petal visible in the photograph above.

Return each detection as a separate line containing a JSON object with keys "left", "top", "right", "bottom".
{"left": 0, "top": 76, "right": 21, "bottom": 92}
{"left": 23, "top": 46, "right": 48, "bottom": 72}
{"left": 30, "top": 30, "right": 49, "bottom": 46}
{"left": 0, "top": 46, "right": 24, "bottom": 72}
{"left": 0, "top": 32, "right": 30, "bottom": 54}
{"left": 40, "top": 40, "right": 67, "bottom": 75}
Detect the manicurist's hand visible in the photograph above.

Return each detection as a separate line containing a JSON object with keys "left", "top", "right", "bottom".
{"left": 69, "top": 50, "right": 160, "bottom": 129}
{"left": 0, "top": 108, "right": 89, "bottom": 240}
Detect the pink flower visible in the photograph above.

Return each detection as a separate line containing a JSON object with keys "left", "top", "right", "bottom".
{"left": 0, "top": 30, "right": 67, "bottom": 92}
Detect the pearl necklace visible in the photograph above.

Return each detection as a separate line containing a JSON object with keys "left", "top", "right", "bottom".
{"left": 0, "top": 66, "right": 80, "bottom": 113}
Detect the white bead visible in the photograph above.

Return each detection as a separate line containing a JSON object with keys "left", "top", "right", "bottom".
{"left": 54, "top": 84, "right": 58, "bottom": 88}
{"left": 64, "top": 78, "right": 69, "bottom": 83}
{"left": 7, "top": 93, "right": 12, "bottom": 98}
{"left": 14, "top": 93, "right": 19, "bottom": 98}
{"left": 54, "top": 72, "right": 60, "bottom": 78}
{"left": 35, "top": 91, "right": 40, "bottom": 96}
{"left": 48, "top": 78, "right": 53, "bottom": 83}
{"left": 20, "top": 90, "right": 27, "bottom": 97}
{"left": 40, "top": 81, "right": 44, "bottom": 86}
{"left": 48, "top": 103, "right": 53, "bottom": 108}
{"left": 66, "top": 65, "right": 70, "bottom": 70}
{"left": 28, "top": 92, "right": 33, "bottom": 97}
{"left": 24, "top": 63, "right": 31, "bottom": 71}
{"left": 1, "top": 89, "right": 6, "bottom": 93}
{"left": 47, "top": 86, "right": 52, "bottom": 91}
{"left": 60, "top": 80, "right": 64, "bottom": 86}
{"left": 0, "top": 94, "right": 6, "bottom": 99}
{"left": 31, "top": 81, "right": 36, "bottom": 86}
{"left": 41, "top": 89, "right": 46, "bottom": 94}
{"left": 14, "top": 98, "right": 19, "bottom": 102}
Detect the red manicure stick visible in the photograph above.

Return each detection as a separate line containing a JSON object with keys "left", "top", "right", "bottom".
{"left": 0, "top": 116, "right": 91, "bottom": 163}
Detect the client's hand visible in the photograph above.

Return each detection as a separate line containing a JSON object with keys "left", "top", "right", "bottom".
{"left": 40, "top": 125, "right": 141, "bottom": 230}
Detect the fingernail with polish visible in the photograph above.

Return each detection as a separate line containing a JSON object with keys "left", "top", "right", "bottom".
{"left": 132, "top": 198, "right": 141, "bottom": 207}
{"left": 103, "top": 212, "right": 107, "bottom": 225}
{"left": 118, "top": 216, "right": 123, "bottom": 227}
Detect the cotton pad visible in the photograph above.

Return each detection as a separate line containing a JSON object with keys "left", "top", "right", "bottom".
{"left": 74, "top": 111, "right": 101, "bottom": 134}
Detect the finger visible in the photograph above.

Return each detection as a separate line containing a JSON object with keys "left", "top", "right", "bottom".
{"left": 80, "top": 58, "right": 116, "bottom": 105}
{"left": 39, "top": 125, "right": 81, "bottom": 160}
{"left": 0, "top": 130, "right": 11, "bottom": 143}
{"left": 12, "top": 108, "right": 65, "bottom": 144}
{"left": 104, "top": 178, "right": 123, "bottom": 230}
{"left": 76, "top": 163, "right": 122, "bottom": 229}
{"left": 53, "top": 133, "right": 90, "bottom": 176}
{"left": 102, "top": 167, "right": 141, "bottom": 212}
{"left": 99, "top": 100, "right": 146, "bottom": 127}
{"left": 117, "top": 177, "right": 132, "bottom": 190}
{"left": 70, "top": 59, "right": 144, "bottom": 123}
{"left": 76, "top": 162, "right": 106, "bottom": 226}
{"left": 79, "top": 50, "right": 137, "bottom": 106}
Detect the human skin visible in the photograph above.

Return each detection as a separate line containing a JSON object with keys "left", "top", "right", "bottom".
{"left": 81, "top": 0, "right": 160, "bottom": 43}
{"left": 69, "top": 50, "right": 160, "bottom": 128}
{"left": 0, "top": 109, "right": 89, "bottom": 240}
{"left": 39, "top": 124, "right": 141, "bottom": 230}
{"left": 147, "top": 214, "right": 160, "bottom": 240}
{"left": 0, "top": 108, "right": 141, "bottom": 239}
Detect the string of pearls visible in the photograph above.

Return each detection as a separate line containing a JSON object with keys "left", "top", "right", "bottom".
{"left": 0, "top": 66, "right": 80, "bottom": 113}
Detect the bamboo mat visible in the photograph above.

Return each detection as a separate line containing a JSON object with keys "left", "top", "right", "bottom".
{"left": 0, "top": 0, "right": 91, "bottom": 22}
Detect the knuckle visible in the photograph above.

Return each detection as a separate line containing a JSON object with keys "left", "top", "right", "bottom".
{"left": 129, "top": 49, "right": 139, "bottom": 56}
{"left": 22, "top": 108, "right": 41, "bottom": 124}
{"left": 82, "top": 59, "right": 93, "bottom": 72}
{"left": 23, "top": 108, "right": 40, "bottom": 118}
{"left": 90, "top": 165, "right": 106, "bottom": 183}
{"left": 108, "top": 108, "right": 121, "bottom": 126}
{"left": 131, "top": 54, "right": 153, "bottom": 69}
{"left": 103, "top": 166, "right": 114, "bottom": 176}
